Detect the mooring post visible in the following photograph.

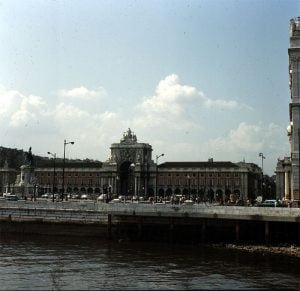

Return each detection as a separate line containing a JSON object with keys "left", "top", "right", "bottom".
{"left": 201, "top": 220, "right": 206, "bottom": 243}
{"left": 107, "top": 214, "right": 112, "bottom": 240}
{"left": 264, "top": 221, "right": 269, "bottom": 244}
{"left": 298, "top": 221, "right": 300, "bottom": 245}
{"left": 138, "top": 217, "right": 142, "bottom": 239}
{"left": 235, "top": 221, "right": 240, "bottom": 243}
{"left": 169, "top": 218, "right": 174, "bottom": 244}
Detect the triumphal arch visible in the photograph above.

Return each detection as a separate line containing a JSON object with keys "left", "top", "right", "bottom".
{"left": 102, "top": 128, "right": 156, "bottom": 197}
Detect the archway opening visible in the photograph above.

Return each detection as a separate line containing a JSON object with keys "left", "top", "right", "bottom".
{"left": 119, "top": 161, "right": 135, "bottom": 197}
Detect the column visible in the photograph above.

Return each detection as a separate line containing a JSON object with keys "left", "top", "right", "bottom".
{"left": 134, "top": 176, "right": 137, "bottom": 196}
{"left": 285, "top": 171, "right": 290, "bottom": 200}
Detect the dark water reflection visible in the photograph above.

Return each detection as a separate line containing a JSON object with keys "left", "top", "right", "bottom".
{"left": 0, "top": 235, "right": 299, "bottom": 290}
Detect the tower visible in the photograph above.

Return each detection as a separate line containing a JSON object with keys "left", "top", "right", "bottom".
{"left": 288, "top": 17, "right": 300, "bottom": 201}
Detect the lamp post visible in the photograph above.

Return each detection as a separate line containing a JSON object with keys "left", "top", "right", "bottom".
{"left": 129, "top": 163, "right": 135, "bottom": 199}
{"left": 116, "top": 175, "right": 119, "bottom": 197}
{"left": 47, "top": 152, "right": 56, "bottom": 202}
{"left": 155, "top": 153, "right": 164, "bottom": 203}
{"left": 62, "top": 139, "right": 74, "bottom": 201}
{"left": 187, "top": 175, "right": 191, "bottom": 200}
{"left": 259, "top": 153, "right": 265, "bottom": 198}
{"left": 33, "top": 182, "right": 37, "bottom": 201}
{"left": 31, "top": 177, "right": 38, "bottom": 201}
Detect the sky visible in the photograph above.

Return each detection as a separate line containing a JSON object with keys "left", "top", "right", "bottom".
{"left": 0, "top": 0, "right": 299, "bottom": 175}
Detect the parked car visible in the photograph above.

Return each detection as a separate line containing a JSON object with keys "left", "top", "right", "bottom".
{"left": 80, "top": 194, "right": 88, "bottom": 200}
{"left": 5, "top": 194, "right": 18, "bottom": 201}
{"left": 261, "top": 199, "right": 277, "bottom": 207}
{"left": 183, "top": 200, "right": 194, "bottom": 205}
{"left": 71, "top": 193, "right": 80, "bottom": 199}
{"left": 97, "top": 194, "right": 107, "bottom": 202}
{"left": 109, "top": 198, "right": 121, "bottom": 203}
{"left": 41, "top": 193, "right": 49, "bottom": 199}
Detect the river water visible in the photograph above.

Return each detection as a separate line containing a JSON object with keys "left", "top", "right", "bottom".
{"left": 0, "top": 235, "right": 299, "bottom": 290}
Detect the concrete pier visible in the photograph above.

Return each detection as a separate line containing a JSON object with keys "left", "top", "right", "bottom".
{"left": 0, "top": 200, "right": 299, "bottom": 244}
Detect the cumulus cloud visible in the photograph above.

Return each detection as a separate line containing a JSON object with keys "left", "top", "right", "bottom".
{"left": 202, "top": 98, "right": 239, "bottom": 109}
{"left": 10, "top": 110, "right": 35, "bottom": 127}
{"left": 54, "top": 102, "right": 89, "bottom": 121}
{"left": 59, "top": 86, "right": 106, "bottom": 100}
{"left": 210, "top": 122, "right": 263, "bottom": 152}
{"left": 133, "top": 74, "right": 246, "bottom": 136}
{"left": 0, "top": 86, "right": 48, "bottom": 127}
{"left": 0, "top": 86, "right": 21, "bottom": 115}
{"left": 138, "top": 74, "right": 244, "bottom": 116}
{"left": 201, "top": 122, "right": 289, "bottom": 174}
{"left": 139, "top": 74, "right": 199, "bottom": 115}
{"left": 209, "top": 122, "right": 286, "bottom": 153}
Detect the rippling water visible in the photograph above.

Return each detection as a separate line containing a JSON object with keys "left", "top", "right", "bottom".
{"left": 0, "top": 235, "right": 299, "bottom": 290}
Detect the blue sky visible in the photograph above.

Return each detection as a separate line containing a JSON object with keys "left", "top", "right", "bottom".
{"left": 0, "top": 0, "right": 298, "bottom": 175}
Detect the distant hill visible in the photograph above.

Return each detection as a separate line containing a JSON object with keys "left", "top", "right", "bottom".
{"left": 0, "top": 146, "right": 45, "bottom": 168}
{"left": 0, "top": 146, "right": 102, "bottom": 169}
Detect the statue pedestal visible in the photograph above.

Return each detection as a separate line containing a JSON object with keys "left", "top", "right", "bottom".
{"left": 18, "top": 165, "right": 35, "bottom": 197}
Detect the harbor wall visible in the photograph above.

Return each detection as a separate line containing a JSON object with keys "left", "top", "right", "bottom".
{"left": 0, "top": 200, "right": 299, "bottom": 244}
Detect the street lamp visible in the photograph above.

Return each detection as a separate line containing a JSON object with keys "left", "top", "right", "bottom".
{"left": 47, "top": 152, "right": 56, "bottom": 202}
{"left": 187, "top": 175, "right": 191, "bottom": 200}
{"left": 62, "top": 139, "right": 74, "bottom": 201}
{"left": 116, "top": 175, "right": 119, "bottom": 197}
{"left": 155, "top": 153, "right": 164, "bottom": 203}
{"left": 259, "top": 153, "right": 265, "bottom": 173}
{"left": 129, "top": 163, "right": 135, "bottom": 199}
{"left": 31, "top": 176, "right": 38, "bottom": 201}
{"left": 259, "top": 153, "right": 265, "bottom": 198}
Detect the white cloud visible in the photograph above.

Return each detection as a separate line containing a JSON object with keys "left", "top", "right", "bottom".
{"left": 155, "top": 74, "right": 198, "bottom": 103}
{"left": 202, "top": 97, "right": 239, "bottom": 109}
{"left": 0, "top": 86, "right": 48, "bottom": 127}
{"left": 25, "top": 95, "right": 47, "bottom": 108}
{"left": 201, "top": 122, "right": 289, "bottom": 174}
{"left": 59, "top": 86, "right": 106, "bottom": 100}
{"left": 138, "top": 74, "right": 244, "bottom": 117}
{"left": 208, "top": 122, "right": 287, "bottom": 154}
{"left": 210, "top": 122, "right": 263, "bottom": 152}
{"left": 0, "top": 86, "right": 21, "bottom": 115}
{"left": 10, "top": 109, "right": 35, "bottom": 127}
{"left": 139, "top": 74, "right": 199, "bottom": 115}
{"left": 54, "top": 102, "right": 89, "bottom": 121}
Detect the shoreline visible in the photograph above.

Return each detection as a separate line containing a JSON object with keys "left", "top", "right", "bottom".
{"left": 210, "top": 243, "right": 300, "bottom": 258}
{"left": 1, "top": 228, "right": 300, "bottom": 258}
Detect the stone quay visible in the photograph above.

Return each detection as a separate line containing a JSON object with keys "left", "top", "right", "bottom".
{"left": 1, "top": 200, "right": 299, "bottom": 245}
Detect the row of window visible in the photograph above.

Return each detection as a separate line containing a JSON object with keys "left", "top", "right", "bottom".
{"left": 39, "top": 172, "right": 240, "bottom": 178}
{"left": 160, "top": 173, "right": 240, "bottom": 177}
{"left": 40, "top": 179, "right": 96, "bottom": 185}
{"left": 38, "top": 172, "right": 100, "bottom": 177}
{"left": 158, "top": 178, "right": 240, "bottom": 187}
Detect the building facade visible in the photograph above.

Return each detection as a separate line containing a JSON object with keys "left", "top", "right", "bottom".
{"left": 276, "top": 17, "right": 300, "bottom": 201}
{"left": 0, "top": 160, "right": 17, "bottom": 194}
{"left": 1, "top": 129, "right": 262, "bottom": 203}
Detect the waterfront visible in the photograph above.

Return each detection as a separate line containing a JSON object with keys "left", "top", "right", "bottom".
{"left": 0, "top": 235, "right": 299, "bottom": 290}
